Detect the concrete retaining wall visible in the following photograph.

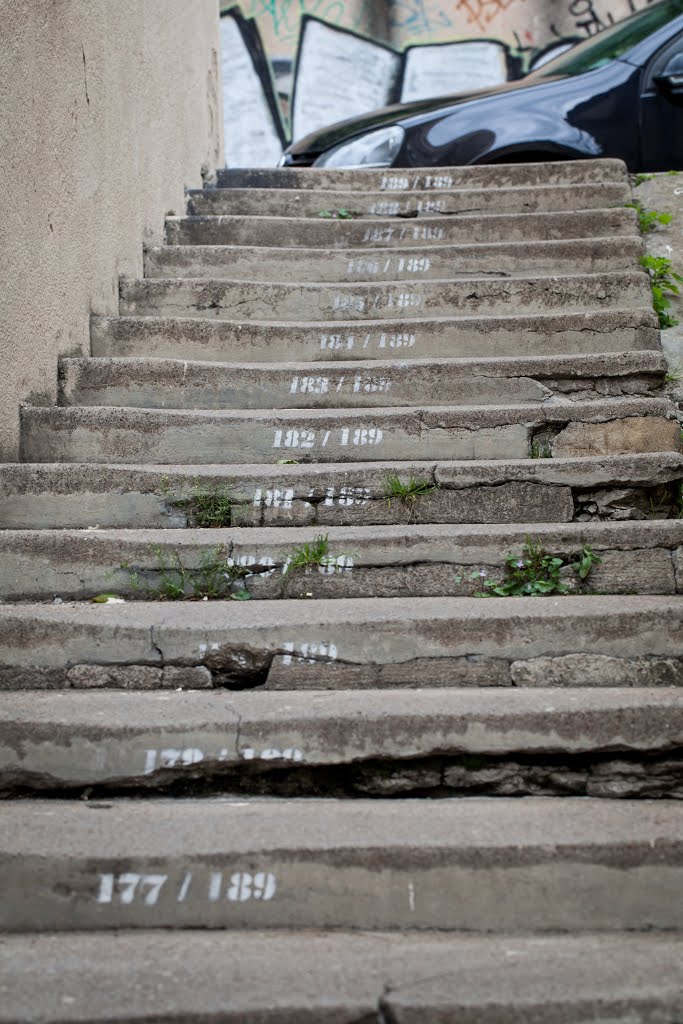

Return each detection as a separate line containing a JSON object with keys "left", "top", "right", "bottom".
{"left": 0, "top": 0, "right": 223, "bottom": 460}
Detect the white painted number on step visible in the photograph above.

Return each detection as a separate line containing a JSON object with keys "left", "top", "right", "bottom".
{"left": 208, "top": 871, "right": 277, "bottom": 903}
{"left": 273, "top": 427, "right": 383, "bottom": 450}
{"left": 412, "top": 226, "right": 444, "bottom": 241}
{"left": 380, "top": 174, "right": 410, "bottom": 191}
{"left": 332, "top": 293, "right": 365, "bottom": 312}
{"left": 290, "top": 376, "right": 329, "bottom": 395}
{"left": 387, "top": 291, "right": 422, "bottom": 310}
{"left": 144, "top": 746, "right": 303, "bottom": 774}
{"left": 282, "top": 641, "right": 338, "bottom": 666}
{"left": 96, "top": 873, "right": 168, "bottom": 906}
{"left": 422, "top": 174, "right": 453, "bottom": 189}
{"left": 321, "top": 485, "right": 371, "bottom": 507}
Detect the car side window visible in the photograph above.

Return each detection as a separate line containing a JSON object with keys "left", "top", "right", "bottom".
{"left": 643, "top": 30, "right": 683, "bottom": 93}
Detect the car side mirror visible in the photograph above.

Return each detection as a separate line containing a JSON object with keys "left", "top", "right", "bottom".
{"left": 654, "top": 52, "right": 683, "bottom": 102}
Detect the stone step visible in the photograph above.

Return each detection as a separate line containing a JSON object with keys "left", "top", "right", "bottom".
{"left": 1, "top": 688, "right": 681, "bottom": 796}
{"left": 91, "top": 308, "right": 661, "bottom": 363}
{"left": 20, "top": 399, "right": 680, "bottom": 466}
{"left": 1, "top": 595, "right": 683, "bottom": 691}
{"left": 3, "top": 521, "right": 683, "bottom": 603}
{"left": 167, "top": 207, "right": 639, "bottom": 248}
{"left": 1, "top": 931, "right": 681, "bottom": 1022}
{"left": 58, "top": 352, "right": 668, "bottom": 410}
{"left": 216, "top": 158, "right": 630, "bottom": 191}
{"left": 186, "top": 182, "right": 631, "bottom": 219}
{"left": 3, "top": 454, "right": 681, "bottom": 529}
{"left": 118, "top": 271, "right": 651, "bottom": 323}
{"left": 144, "top": 237, "right": 644, "bottom": 283}
{"left": 0, "top": 797, "right": 681, "bottom": 931}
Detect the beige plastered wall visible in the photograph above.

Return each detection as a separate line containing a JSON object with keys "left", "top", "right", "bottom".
{"left": 0, "top": 0, "right": 223, "bottom": 461}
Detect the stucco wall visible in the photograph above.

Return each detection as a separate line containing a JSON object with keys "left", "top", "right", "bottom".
{"left": 0, "top": 0, "right": 223, "bottom": 460}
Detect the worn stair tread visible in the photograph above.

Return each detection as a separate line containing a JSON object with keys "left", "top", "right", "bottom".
{"left": 186, "top": 181, "right": 632, "bottom": 218}
{"left": 143, "top": 236, "right": 644, "bottom": 282}
{"left": 0, "top": 930, "right": 681, "bottom": 1024}
{"left": 3, "top": 521, "right": 683, "bottom": 603}
{"left": 1, "top": 687, "right": 682, "bottom": 792}
{"left": 58, "top": 351, "right": 668, "bottom": 410}
{"left": 91, "top": 308, "right": 661, "bottom": 362}
{"left": 167, "top": 207, "right": 640, "bottom": 248}
{"left": 3, "top": 453, "right": 682, "bottom": 530}
{"left": 1, "top": 595, "right": 683, "bottom": 693}
{"left": 20, "top": 398, "right": 680, "bottom": 466}
{"left": 215, "top": 158, "right": 630, "bottom": 190}
{"left": 118, "top": 271, "right": 651, "bottom": 322}
{"left": 0, "top": 797, "right": 681, "bottom": 932}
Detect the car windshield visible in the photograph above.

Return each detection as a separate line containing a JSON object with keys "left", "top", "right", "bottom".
{"left": 532, "top": 0, "right": 683, "bottom": 77}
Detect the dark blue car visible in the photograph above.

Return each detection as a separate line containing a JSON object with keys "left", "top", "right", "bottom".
{"left": 282, "top": 0, "right": 683, "bottom": 171}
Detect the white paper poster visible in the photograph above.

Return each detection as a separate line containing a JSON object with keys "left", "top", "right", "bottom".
{"left": 401, "top": 41, "right": 509, "bottom": 102}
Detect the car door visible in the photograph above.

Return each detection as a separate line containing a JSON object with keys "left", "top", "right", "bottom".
{"left": 639, "top": 29, "right": 683, "bottom": 170}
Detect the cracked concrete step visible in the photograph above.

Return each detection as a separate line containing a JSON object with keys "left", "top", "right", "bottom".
{"left": 167, "top": 207, "right": 639, "bottom": 248}
{"left": 118, "top": 272, "right": 652, "bottom": 323}
{"left": 1, "top": 688, "right": 681, "bottom": 795}
{"left": 186, "top": 182, "right": 631, "bottom": 219}
{"left": 216, "top": 158, "right": 630, "bottom": 191}
{"left": 1, "top": 595, "right": 683, "bottom": 691}
{"left": 143, "top": 237, "right": 644, "bottom": 283}
{"left": 1, "top": 932, "right": 681, "bottom": 1024}
{"left": 58, "top": 352, "right": 668, "bottom": 411}
{"left": 0, "top": 797, "right": 681, "bottom": 932}
{"left": 3, "top": 454, "right": 681, "bottom": 529}
{"left": 20, "top": 399, "right": 681, "bottom": 465}
{"left": 3, "top": 521, "right": 683, "bottom": 603}
{"left": 91, "top": 308, "right": 661, "bottom": 363}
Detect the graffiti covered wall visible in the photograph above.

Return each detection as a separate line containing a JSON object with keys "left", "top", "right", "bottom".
{"left": 233, "top": 0, "right": 660, "bottom": 60}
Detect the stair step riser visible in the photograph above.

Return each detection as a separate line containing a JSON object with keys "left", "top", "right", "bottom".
{"left": 91, "top": 310, "right": 661, "bottom": 363}
{"left": 187, "top": 183, "right": 631, "bottom": 219}
{"left": 216, "top": 159, "right": 630, "bottom": 191}
{"left": 3, "top": 523, "right": 682, "bottom": 602}
{"left": 59, "top": 353, "right": 667, "bottom": 411}
{"left": 167, "top": 208, "right": 639, "bottom": 247}
{"left": 119, "top": 273, "right": 651, "bottom": 323}
{"left": 0, "top": 799, "right": 681, "bottom": 931}
{"left": 1, "top": 690, "right": 680, "bottom": 795}
{"left": 20, "top": 402, "right": 680, "bottom": 466}
{"left": 2, "top": 932, "right": 681, "bottom": 1023}
{"left": 4, "top": 456, "right": 681, "bottom": 530}
{"left": 144, "top": 238, "right": 643, "bottom": 283}
{"left": 1, "top": 597, "right": 683, "bottom": 692}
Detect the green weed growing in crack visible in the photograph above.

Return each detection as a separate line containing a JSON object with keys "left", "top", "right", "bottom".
{"left": 454, "top": 537, "right": 602, "bottom": 598}
{"left": 160, "top": 476, "right": 233, "bottom": 528}
{"left": 530, "top": 439, "right": 553, "bottom": 459}
{"left": 624, "top": 200, "right": 673, "bottom": 233}
{"left": 640, "top": 254, "right": 683, "bottom": 330}
{"left": 318, "top": 208, "right": 359, "bottom": 220}
{"left": 126, "top": 545, "right": 251, "bottom": 601}
{"left": 633, "top": 173, "right": 656, "bottom": 187}
{"left": 665, "top": 366, "right": 683, "bottom": 383}
{"left": 383, "top": 473, "right": 437, "bottom": 510}
{"left": 287, "top": 534, "right": 334, "bottom": 572}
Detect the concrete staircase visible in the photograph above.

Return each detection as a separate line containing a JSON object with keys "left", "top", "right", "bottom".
{"left": 1, "top": 158, "right": 683, "bottom": 1021}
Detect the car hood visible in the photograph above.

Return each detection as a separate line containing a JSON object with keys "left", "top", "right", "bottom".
{"left": 287, "top": 73, "right": 570, "bottom": 155}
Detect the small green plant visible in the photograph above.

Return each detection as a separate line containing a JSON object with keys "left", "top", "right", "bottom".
{"left": 383, "top": 473, "right": 437, "bottom": 509}
{"left": 455, "top": 537, "right": 603, "bottom": 598}
{"left": 530, "top": 438, "right": 553, "bottom": 459}
{"left": 641, "top": 254, "right": 683, "bottom": 329}
{"left": 287, "top": 534, "right": 332, "bottom": 571}
{"left": 276, "top": 457, "right": 300, "bottom": 465}
{"left": 126, "top": 545, "right": 250, "bottom": 600}
{"left": 624, "top": 200, "right": 673, "bottom": 233}
{"left": 160, "top": 477, "right": 233, "bottom": 528}
{"left": 318, "top": 208, "right": 358, "bottom": 219}
{"left": 633, "top": 173, "right": 656, "bottom": 187}
{"left": 665, "top": 365, "right": 683, "bottom": 383}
